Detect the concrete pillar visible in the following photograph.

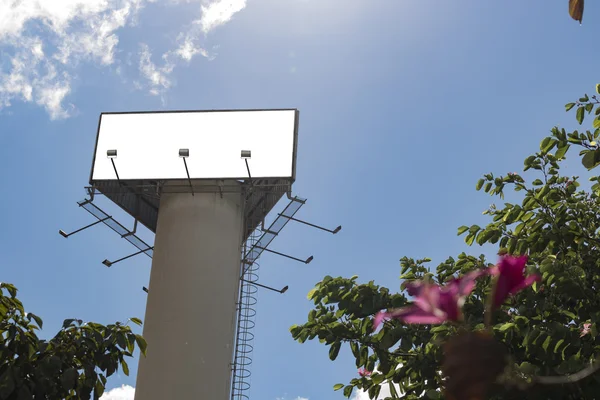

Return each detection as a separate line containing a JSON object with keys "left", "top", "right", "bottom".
{"left": 134, "top": 183, "right": 244, "bottom": 400}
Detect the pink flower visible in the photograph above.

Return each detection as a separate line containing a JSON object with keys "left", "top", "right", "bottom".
{"left": 491, "top": 255, "right": 540, "bottom": 308}
{"left": 358, "top": 368, "right": 372, "bottom": 377}
{"left": 373, "top": 269, "right": 487, "bottom": 330}
{"left": 581, "top": 323, "right": 592, "bottom": 337}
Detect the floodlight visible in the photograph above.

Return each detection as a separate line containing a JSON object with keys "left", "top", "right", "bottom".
{"left": 59, "top": 230, "right": 68, "bottom": 238}
{"left": 278, "top": 213, "right": 342, "bottom": 235}
{"left": 106, "top": 150, "right": 120, "bottom": 183}
{"left": 143, "top": 286, "right": 149, "bottom": 293}
{"left": 241, "top": 279, "right": 289, "bottom": 294}
{"left": 102, "top": 246, "right": 154, "bottom": 267}
{"left": 241, "top": 150, "right": 251, "bottom": 159}
{"left": 179, "top": 149, "right": 194, "bottom": 196}
{"left": 242, "top": 149, "right": 253, "bottom": 182}
{"left": 255, "top": 245, "right": 313, "bottom": 264}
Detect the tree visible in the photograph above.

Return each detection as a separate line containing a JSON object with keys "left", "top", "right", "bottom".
{"left": 290, "top": 85, "right": 600, "bottom": 399}
{"left": 0, "top": 282, "right": 146, "bottom": 399}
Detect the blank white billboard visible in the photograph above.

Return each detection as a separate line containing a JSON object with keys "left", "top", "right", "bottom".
{"left": 90, "top": 109, "right": 298, "bottom": 181}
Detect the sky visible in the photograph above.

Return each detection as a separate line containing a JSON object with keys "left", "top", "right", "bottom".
{"left": 0, "top": 1, "right": 599, "bottom": 399}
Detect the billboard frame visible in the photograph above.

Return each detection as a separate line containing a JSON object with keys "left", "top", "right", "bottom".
{"left": 88, "top": 108, "right": 300, "bottom": 184}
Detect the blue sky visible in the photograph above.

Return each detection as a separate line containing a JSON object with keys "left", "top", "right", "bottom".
{"left": 0, "top": 1, "right": 598, "bottom": 399}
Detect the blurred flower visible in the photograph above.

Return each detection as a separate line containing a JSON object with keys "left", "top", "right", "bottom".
{"left": 581, "top": 323, "right": 592, "bottom": 337}
{"left": 373, "top": 269, "right": 487, "bottom": 329}
{"left": 358, "top": 368, "right": 372, "bottom": 377}
{"left": 491, "top": 255, "right": 540, "bottom": 308}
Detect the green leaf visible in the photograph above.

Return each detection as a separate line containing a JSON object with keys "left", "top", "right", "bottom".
{"left": 594, "top": 118, "right": 600, "bottom": 129}
{"left": 426, "top": 389, "right": 441, "bottom": 399}
{"left": 343, "top": 385, "right": 353, "bottom": 398}
{"left": 117, "top": 332, "right": 127, "bottom": 350}
{"left": 60, "top": 368, "right": 78, "bottom": 391}
{"left": 127, "top": 333, "right": 136, "bottom": 353}
{"left": 306, "top": 288, "right": 317, "bottom": 300}
{"left": 389, "top": 381, "right": 400, "bottom": 398}
{"left": 135, "top": 334, "right": 148, "bottom": 357}
{"left": 95, "top": 379, "right": 106, "bottom": 398}
{"left": 524, "top": 155, "right": 536, "bottom": 166}
{"left": 554, "top": 339, "right": 565, "bottom": 353}
{"left": 468, "top": 224, "right": 481, "bottom": 233}
{"left": 329, "top": 341, "right": 341, "bottom": 361}
{"left": 457, "top": 226, "right": 469, "bottom": 235}
{"left": 129, "top": 317, "right": 143, "bottom": 327}
{"left": 560, "top": 310, "right": 576, "bottom": 319}
{"left": 582, "top": 149, "right": 600, "bottom": 170}
{"left": 542, "top": 335, "right": 552, "bottom": 352}
{"left": 577, "top": 107, "right": 585, "bottom": 125}
{"left": 17, "top": 385, "right": 32, "bottom": 400}
{"left": 333, "top": 383, "right": 345, "bottom": 391}
{"left": 476, "top": 229, "right": 495, "bottom": 245}
{"left": 561, "top": 343, "right": 571, "bottom": 360}
{"left": 0, "top": 368, "right": 15, "bottom": 399}
{"left": 350, "top": 341, "right": 360, "bottom": 359}
{"left": 371, "top": 373, "right": 385, "bottom": 385}
{"left": 476, "top": 179, "right": 484, "bottom": 190}
{"left": 520, "top": 362, "right": 536, "bottom": 375}
{"left": 368, "top": 384, "right": 381, "bottom": 400}
{"left": 540, "top": 137, "right": 557, "bottom": 153}
{"left": 359, "top": 346, "right": 369, "bottom": 366}
{"left": 62, "top": 319, "right": 76, "bottom": 329}
{"left": 565, "top": 102, "right": 576, "bottom": 111}
{"left": 120, "top": 358, "right": 130, "bottom": 376}
{"left": 27, "top": 312, "right": 43, "bottom": 329}
{"left": 555, "top": 144, "right": 570, "bottom": 159}
{"left": 532, "top": 179, "right": 543, "bottom": 186}
{"left": 465, "top": 233, "right": 475, "bottom": 246}
{"left": 498, "top": 322, "right": 515, "bottom": 332}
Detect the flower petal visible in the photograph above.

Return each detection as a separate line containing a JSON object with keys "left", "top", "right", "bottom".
{"left": 509, "top": 274, "right": 541, "bottom": 294}
{"left": 412, "top": 284, "right": 441, "bottom": 313}
{"left": 403, "top": 280, "right": 426, "bottom": 297}
{"left": 373, "top": 311, "right": 389, "bottom": 331}
{"left": 493, "top": 255, "right": 535, "bottom": 307}
{"left": 449, "top": 269, "right": 489, "bottom": 297}
{"left": 388, "top": 305, "right": 447, "bottom": 324}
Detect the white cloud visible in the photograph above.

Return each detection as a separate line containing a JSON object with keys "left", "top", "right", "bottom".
{"left": 138, "top": 43, "right": 175, "bottom": 97}
{"left": 199, "top": 0, "right": 246, "bottom": 34}
{"left": 160, "top": 0, "right": 246, "bottom": 67}
{"left": 133, "top": 0, "right": 247, "bottom": 95}
{"left": 350, "top": 366, "right": 405, "bottom": 400}
{"left": 351, "top": 383, "right": 396, "bottom": 400}
{"left": 0, "top": 0, "right": 246, "bottom": 119}
{"left": 100, "top": 384, "right": 135, "bottom": 400}
{"left": 0, "top": 0, "right": 145, "bottom": 119}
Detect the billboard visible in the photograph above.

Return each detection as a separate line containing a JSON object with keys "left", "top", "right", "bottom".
{"left": 90, "top": 109, "right": 298, "bottom": 182}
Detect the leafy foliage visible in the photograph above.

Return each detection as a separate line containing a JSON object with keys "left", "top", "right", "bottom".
{"left": 0, "top": 283, "right": 146, "bottom": 399}
{"left": 291, "top": 86, "right": 600, "bottom": 399}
